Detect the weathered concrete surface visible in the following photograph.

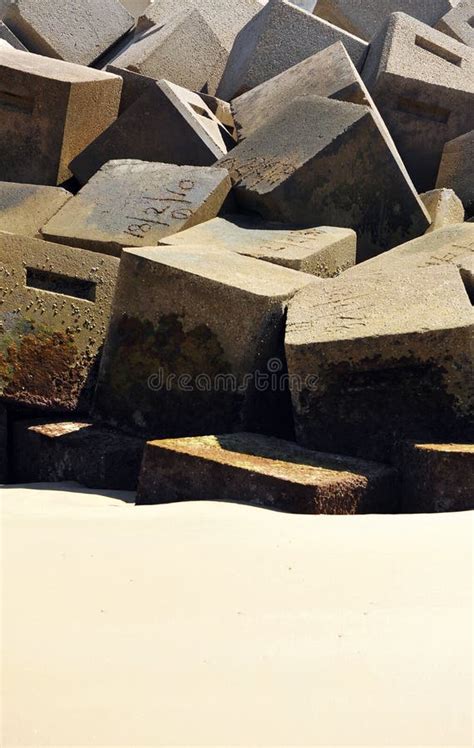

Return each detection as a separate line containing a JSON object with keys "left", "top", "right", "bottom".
{"left": 436, "top": 0, "right": 474, "bottom": 47}
{"left": 11, "top": 420, "right": 145, "bottom": 490}
{"left": 93, "top": 245, "right": 315, "bottom": 439}
{"left": 363, "top": 12, "right": 474, "bottom": 192}
{"left": 136, "top": 432, "right": 399, "bottom": 513}
{"left": 0, "top": 182, "right": 71, "bottom": 238}
{"left": 0, "top": 0, "right": 134, "bottom": 66}
{"left": 110, "top": 8, "right": 228, "bottom": 95}
{"left": 71, "top": 80, "right": 232, "bottom": 186}
{"left": 42, "top": 160, "right": 232, "bottom": 256}
{"left": 420, "top": 188, "right": 465, "bottom": 233}
{"left": 120, "top": 0, "right": 153, "bottom": 20}
{"left": 314, "top": 0, "right": 459, "bottom": 42}
{"left": 0, "top": 46, "right": 122, "bottom": 185}
{"left": 285, "top": 266, "right": 474, "bottom": 462}
{"left": 436, "top": 129, "right": 474, "bottom": 216}
{"left": 106, "top": 65, "right": 158, "bottom": 115}
{"left": 0, "top": 233, "right": 119, "bottom": 413}
{"left": 345, "top": 222, "right": 474, "bottom": 277}
{"left": 457, "top": 253, "right": 474, "bottom": 302}
{"left": 0, "top": 19, "right": 26, "bottom": 49}
{"left": 217, "top": 0, "right": 368, "bottom": 100}
{"left": 161, "top": 216, "right": 356, "bottom": 276}
{"left": 218, "top": 95, "right": 430, "bottom": 261}
{"left": 397, "top": 441, "right": 474, "bottom": 513}
{"left": 0, "top": 402, "right": 6, "bottom": 482}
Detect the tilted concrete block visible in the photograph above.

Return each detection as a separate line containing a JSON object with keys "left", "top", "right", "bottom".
{"left": 363, "top": 12, "right": 474, "bottom": 192}
{"left": 106, "top": 65, "right": 158, "bottom": 116}
{"left": 136, "top": 433, "right": 399, "bottom": 514}
{"left": 71, "top": 80, "right": 233, "bottom": 186}
{"left": 436, "top": 0, "right": 474, "bottom": 47}
{"left": 0, "top": 234, "right": 119, "bottom": 413}
{"left": 42, "top": 160, "right": 232, "bottom": 256}
{"left": 160, "top": 216, "right": 357, "bottom": 276}
{"left": 285, "top": 266, "right": 474, "bottom": 462}
{"left": 0, "top": 47, "right": 122, "bottom": 185}
{"left": 0, "top": 0, "right": 134, "bottom": 66}
{"left": 420, "top": 188, "right": 465, "bottom": 232}
{"left": 12, "top": 420, "right": 145, "bottom": 490}
{"left": 0, "top": 182, "right": 71, "bottom": 237}
{"left": 436, "top": 129, "right": 474, "bottom": 216}
{"left": 93, "top": 245, "right": 315, "bottom": 439}
{"left": 217, "top": 0, "right": 368, "bottom": 100}
{"left": 218, "top": 95, "right": 430, "bottom": 261}
{"left": 396, "top": 441, "right": 474, "bottom": 512}
{"left": 110, "top": 8, "right": 228, "bottom": 95}
{"left": 314, "top": 0, "right": 459, "bottom": 42}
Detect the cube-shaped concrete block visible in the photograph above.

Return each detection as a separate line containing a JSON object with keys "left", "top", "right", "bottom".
{"left": 0, "top": 47, "right": 122, "bottom": 185}
{"left": 42, "top": 160, "right": 232, "bottom": 256}
{"left": 436, "top": 0, "right": 474, "bottom": 47}
{"left": 285, "top": 266, "right": 474, "bottom": 462}
{"left": 362, "top": 12, "right": 474, "bottom": 191}
{"left": 218, "top": 95, "right": 430, "bottom": 261}
{"left": 0, "top": 234, "right": 119, "bottom": 413}
{"left": 71, "top": 80, "right": 232, "bottom": 186}
{"left": 1, "top": 0, "right": 134, "bottom": 66}
{"left": 217, "top": 0, "right": 368, "bottom": 100}
{"left": 0, "top": 182, "right": 71, "bottom": 237}
{"left": 436, "top": 129, "right": 474, "bottom": 216}
{"left": 420, "top": 188, "right": 465, "bottom": 232}
{"left": 93, "top": 245, "right": 316, "bottom": 439}
{"left": 12, "top": 420, "right": 145, "bottom": 490}
{"left": 161, "top": 216, "right": 357, "bottom": 276}
{"left": 136, "top": 433, "right": 399, "bottom": 513}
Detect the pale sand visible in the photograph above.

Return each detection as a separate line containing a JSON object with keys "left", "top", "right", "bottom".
{"left": 1, "top": 483, "right": 472, "bottom": 747}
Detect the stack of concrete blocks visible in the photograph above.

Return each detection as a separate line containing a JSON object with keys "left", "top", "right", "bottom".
{"left": 436, "top": 0, "right": 474, "bottom": 47}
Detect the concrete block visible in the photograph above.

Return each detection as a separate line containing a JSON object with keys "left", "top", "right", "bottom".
{"left": 0, "top": 234, "right": 119, "bottom": 413}
{"left": 0, "top": 19, "right": 26, "bottom": 49}
{"left": 0, "top": 182, "right": 71, "bottom": 238}
{"left": 362, "top": 12, "right": 474, "bottom": 191}
{"left": 0, "top": 47, "right": 122, "bottom": 185}
{"left": 11, "top": 420, "right": 145, "bottom": 490}
{"left": 42, "top": 160, "right": 232, "bottom": 256}
{"left": 397, "top": 441, "right": 474, "bottom": 512}
{"left": 345, "top": 222, "right": 474, "bottom": 276}
{"left": 457, "top": 252, "right": 474, "bottom": 301}
{"left": 70, "top": 80, "right": 232, "bottom": 186}
{"left": 93, "top": 245, "right": 315, "bottom": 439}
{"left": 421, "top": 188, "right": 465, "bottom": 232}
{"left": 161, "top": 216, "right": 357, "bottom": 276}
{"left": 120, "top": 0, "right": 154, "bottom": 20}
{"left": 218, "top": 94, "right": 430, "bottom": 261}
{"left": 436, "top": 129, "right": 474, "bottom": 216}
{"left": 217, "top": 0, "right": 368, "bottom": 101}
{"left": 314, "top": 0, "right": 458, "bottom": 42}
{"left": 285, "top": 266, "right": 474, "bottom": 462}
{"left": 0, "top": 0, "right": 134, "bottom": 66}
{"left": 106, "top": 65, "right": 158, "bottom": 115}
{"left": 199, "top": 93, "right": 237, "bottom": 139}
{"left": 436, "top": 0, "right": 474, "bottom": 47}
{"left": 136, "top": 433, "right": 399, "bottom": 513}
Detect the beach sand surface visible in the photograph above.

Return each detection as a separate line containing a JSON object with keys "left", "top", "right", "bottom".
{"left": 1, "top": 483, "right": 472, "bottom": 747}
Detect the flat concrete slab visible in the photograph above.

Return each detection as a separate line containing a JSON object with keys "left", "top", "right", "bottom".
{"left": 0, "top": 182, "right": 71, "bottom": 237}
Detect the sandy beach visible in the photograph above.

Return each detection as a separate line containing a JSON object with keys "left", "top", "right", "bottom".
{"left": 1, "top": 483, "right": 472, "bottom": 747}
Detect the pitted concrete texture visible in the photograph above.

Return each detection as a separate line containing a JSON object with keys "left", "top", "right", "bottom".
{"left": 362, "top": 12, "right": 474, "bottom": 192}
{"left": 110, "top": 8, "right": 228, "bottom": 95}
{"left": 314, "top": 0, "right": 459, "bottom": 42}
{"left": 161, "top": 216, "right": 356, "bottom": 276}
{"left": 12, "top": 420, "right": 145, "bottom": 490}
{"left": 0, "top": 46, "right": 122, "bottom": 185}
{"left": 42, "top": 160, "right": 232, "bottom": 256}
{"left": 0, "top": 233, "right": 119, "bottom": 413}
{"left": 436, "top": 0, "right": 474, "bottom": 47}
{"left": 71, "top": 80, "right": 232, "bottom": 186}
{"left": 217, "top": 0, "right": 368, "bottom": 101}
{"left": 420, "top": 188, "right": 465, "bottom": 232}
{"left": 285, "top": 265, "right": 474, "bottom": 462}
{"left": 93, "top": 245, "right": 316, "bottom": 439}
{"left": 218, "top": 95, "right": 430, "bottom": 261}
{"left": 0, "top": 0, "right": 134, "bottom": 66}
{"left": 136, "top": 432, "right": 398, "bottom": 514}
{"left": 0, "top": 182, "right": 71, "bottom": 238}
{"left": 345, "top": 222, "right": 474, "bottom": 277}
{"left": 397, "top": 441, "right": 474, "bottom": 512}
{"left": 437, "top": 129, "right": 474, "bottom": 216}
